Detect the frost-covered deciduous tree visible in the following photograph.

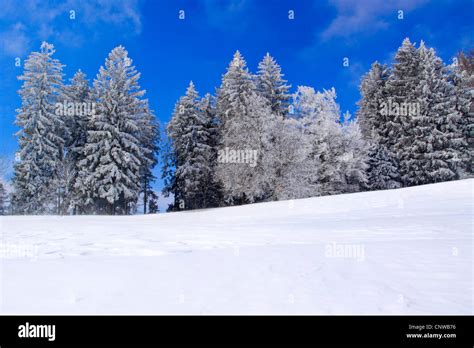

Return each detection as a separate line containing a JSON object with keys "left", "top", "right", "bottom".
{"left": 76, "top": 46, "right": 146, "bottom": 215}
{"left": 12, "top": 42, "right": 65, "bottom": 214}
{"left": 294, "top": 86, "right": 345, "bottom": 196}
{"left": 341, "top": 117, "right": 369, "bottom": 193}
{"left": 271, "top": 117, "right": 318, "bottom": 200}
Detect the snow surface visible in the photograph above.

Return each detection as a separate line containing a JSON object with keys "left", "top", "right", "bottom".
{"left": 0, "top": 179, "right": 472, "bottom": 314}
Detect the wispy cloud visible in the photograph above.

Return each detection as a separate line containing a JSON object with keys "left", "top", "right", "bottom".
{"left": 0, "top": 23, "right": 30, "bottom": 56}
{"left": 0, "top": 0, "right": 144, "bottom": 57}
{"left": 321, "top": 0, "right": 429, "bottom": 40}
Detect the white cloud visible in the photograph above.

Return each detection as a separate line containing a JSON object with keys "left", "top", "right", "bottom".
{"left": 0, "top": 23, "right": 30, "bottom": 56}
{"left": 0, "top": 0, "right": 143, "bottom": 57}
{"left": 321, "top": 0, "right": 429, "bottom": 40}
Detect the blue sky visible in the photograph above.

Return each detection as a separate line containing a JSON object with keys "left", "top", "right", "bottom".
{"left": 0, "top": 0, "right": 473, "bottom": 189}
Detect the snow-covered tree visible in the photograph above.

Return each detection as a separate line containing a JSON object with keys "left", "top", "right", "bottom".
{"left": 417, "top": 43, "right": 468, "bottom": 183}
{"left": 357, "top": 61, "right": 402, "bottom": 190}
{"left": 0, "top": 181, "right": 7, "bottom": 215}
{"left": 448, "top": 51, "right": 473, "bottom": 177}
{"left": 167, "top": 82, "right": 217, "bottom": 210}
{"left": 341, "top": 117, "right": 369, "bottom": 193}
{"left": 294, "top": 86, "right": 345, "bottom": 196}
{"left": 384, "top": 38, "right": 421, "bottom": 182}
{"left": 12, "top": 42, "right": 65, "bottom": 214}
{"left": 76, "top": 46, "right": 146, "bottom": 215}
{"left": 160, "top": 135, "right": 181, "bottom": 211}
{"left": 61, "top": 70, "right": 92, "bottom": 214}
{"left": 383, "top": 38, "right": 425, "bottom": 186}
{"left": 216, "top": 51, "right": 273, "bottom": 204}
{"left": 137, "top": 101, "right": 160, "bottom": 214}
{"left": 271, "top": 117, "right": 318, "bottom": 200}
{"left": 256, "top": 53, "right": 292, "bottom": 117}
{"left": 147, "top": 190, "right": 159, "bottom": 214}
{"left": 357, "top": 61, "right": 391, "bottom": 142}
{"left": 366, "top": 142, "right": 401, "bottom": 190}
{"left": 198, "top": 93, "right": 221, "bottom": 207}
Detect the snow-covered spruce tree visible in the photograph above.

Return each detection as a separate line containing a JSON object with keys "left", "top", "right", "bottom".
{"left": 366, "top": 142, "right": 401, "bottom": 190}
{"left": 76, "top": 46, "right": 146, "bottom": 215}
{"left": 293, "top": 86, "right": 345, "bottom": 196}
{"left": 160, "top": 135, "right": 181, "bottom": 211}
{"left": 0, "top": 181, "right": 7, "bottom": 215}
{"left": 167, "top": 82, "right": 217, "bottom": 210}
{"left": 215, "top": 51, "right": 273, "bottom": 204}
{"left": 165, "top": 86, "right": 195, "bottom": 211}
{"left": 385, "top": 38, "right": 423, "bottom": 186}
{"left": 256, "top": 53, "right": 292, "bottom": 117}
{"left": 357, "top": 61, "right": 402, "bottom": 189}
{"left": 457, "top": 51, "right": 474, "bottom": 171}
{"left": 138, "top": 101, "right": 160, "bottom": 214}
{"left": 198, "top": 93, "right": 221, "bottom": 207}
{"left": 448, "top": 51, "right": 473, "bottom": 177}
{"left": 147, "top": 190, "right": 159, "bottom": 213}
{"left": 357, "top": 61, "right": 391, "bottom": 141}
{"left": 12, "top": 42, "right": 66, "bottom": 214}
{"left": 61, "top": 70, "right": 92, "bottom": 214}
{"left": 340, "top": 115, "right": 369, "bottom": 193}
{"left": 255, "top": 53, "right": 294, "bottom": 200}
{"left": 414, "top": 42, "right": 468, "bottom": 184}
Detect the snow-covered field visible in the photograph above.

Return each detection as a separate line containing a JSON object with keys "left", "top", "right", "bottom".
{"left": 0, "top": 179, "right": 472, "bottom": 314}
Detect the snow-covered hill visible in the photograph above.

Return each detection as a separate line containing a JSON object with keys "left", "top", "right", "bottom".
{"left": 0, "top": 179, "right": 472, "bottom": 314}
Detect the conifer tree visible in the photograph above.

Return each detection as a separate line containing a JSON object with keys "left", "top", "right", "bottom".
{"left": 216, "top": 51, "right": 273, "bottom": 204}
{"left": 76, "top": 46, "right": 146, "bottom": 214}
{"left": 0, "top": 181, "right": 7, "bottom": 215}
{"left": 138, "top": 101, "right": 160, "bottom": 214}
{"left": 256, "top": 53, "right": 292, "bottom": 117}
{"left": 449, "top": 51, "right": 474, "bottom": 176}
{"left": 168, "top": 82, "right": 217, "bottom": 210}
{"left": 366, "top": 142, "right": 401, "bottom": 190}
{"left": 61, "top": 70, "right": 92, "bottom": 214}
{"left": 382, "top": 38, "right": 425, "bottom": 186}
{"left": 417, "top": 43, "right": 467, "bottom": 183}
{"left": 357, "top": 61, "right": 391, "bottom": 141}
{"left": 12, "top": 42, "right": 65, "bottom": 214}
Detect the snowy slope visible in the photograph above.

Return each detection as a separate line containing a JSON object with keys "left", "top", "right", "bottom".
{"left": 0, "top": 179, "right": 472, "bottom": 314}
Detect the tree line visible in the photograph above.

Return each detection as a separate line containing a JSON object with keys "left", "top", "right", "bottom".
{"left": 10, "top": 42, "right": 159, "bottom": 215}
{"left": 163, "top": 39, "right": 472, "bottom": 211}
{"left": 1, "top": 38, "right": 472, "bottom": 215}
